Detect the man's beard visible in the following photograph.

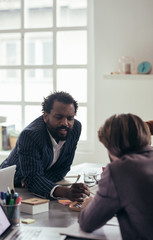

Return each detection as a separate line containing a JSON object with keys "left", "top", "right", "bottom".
{"left": 48, "top": 125, "right": 72, "bottom": 142}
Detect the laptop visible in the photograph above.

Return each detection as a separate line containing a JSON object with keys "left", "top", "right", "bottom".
{"left": 0, "top": 204, "right": 66, "bottom": 240}
{"left": 0, "top": 165, "right": 16, "bottom": 192}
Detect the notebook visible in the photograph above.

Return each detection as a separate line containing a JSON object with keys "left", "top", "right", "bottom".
{"left": 0, "top": 165, "right": 16, "bottom": 192}
{"left": 0, "top": 205, "right": 66, "bottom": 240}
{"left": 60, "top": 219, "right": 121, "bottom": 240}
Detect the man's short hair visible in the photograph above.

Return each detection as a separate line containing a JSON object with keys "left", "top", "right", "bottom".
{"left": 98, "top": 113, "right": 151, "bottom": 157}
{"left": 42, "top": 91, "right": 78, "bottom": 114}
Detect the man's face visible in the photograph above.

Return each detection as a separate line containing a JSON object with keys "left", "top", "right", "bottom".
{"left": 43, "top": 100, "right": 75, "bottom": 142}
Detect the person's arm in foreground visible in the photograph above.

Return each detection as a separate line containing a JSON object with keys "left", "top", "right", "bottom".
{"left": 78, "top": 166, "right": 120, "bottom": 232}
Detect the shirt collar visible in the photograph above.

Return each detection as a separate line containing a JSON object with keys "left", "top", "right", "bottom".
{"left": 47, "top": 129, "right": 66, "bottom": 148}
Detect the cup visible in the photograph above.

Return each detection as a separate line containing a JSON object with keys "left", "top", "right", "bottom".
{"left": 84, "top": 170, "right": 98, "bottom": 187}
{"left": 2, "top": 203, "right": 21, "bottom": 226}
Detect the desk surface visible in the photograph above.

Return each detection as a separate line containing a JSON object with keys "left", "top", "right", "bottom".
{"left": 15, "top": 163, "right": 121, "bottom": 240}
{"left": 19, "top": 162, "right": 103, "bottom": 227}
{"left": 18, "top": 188, "right": 79, "bottom": 228}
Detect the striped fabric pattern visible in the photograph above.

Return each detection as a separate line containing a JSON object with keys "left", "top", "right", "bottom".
{"left": 0, "top": 115, "right": 81, "bottom": 199}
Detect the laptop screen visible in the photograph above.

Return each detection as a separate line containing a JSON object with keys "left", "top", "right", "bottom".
{"left": 0, "top": 205, "right": 11, "bottom": 236}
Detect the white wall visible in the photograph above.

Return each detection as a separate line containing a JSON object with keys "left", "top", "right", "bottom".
{"left": 74, "top": 0, "right": 153, "bottom": 166}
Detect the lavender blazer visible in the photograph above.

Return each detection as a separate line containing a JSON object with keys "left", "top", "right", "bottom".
{"left": 79, "top": 146, "right": 153, "bottom": 240}
{"left": 0, "top": 116, "right": 81, "bottom": 199}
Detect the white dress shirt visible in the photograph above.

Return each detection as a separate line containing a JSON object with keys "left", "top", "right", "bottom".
{"left": 47, "top": 130, "right": 65, "bottom": 198}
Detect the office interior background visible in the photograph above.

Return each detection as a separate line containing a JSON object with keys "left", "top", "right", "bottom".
{"left": 0, "top": 0, "right": 153, "bottom": 165}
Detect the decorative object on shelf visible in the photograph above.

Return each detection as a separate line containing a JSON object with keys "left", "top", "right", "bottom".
{"left": 137, "top": 61, "right": 151, "bottom": 74}
{"left": 0, "top": 123, "right": 15, "bottom": 150}
{"left": 9, "top": 130, "right": 20, "bottom": 149}
{"left": 118, "top": 56, "right": 135, "bottom": 74}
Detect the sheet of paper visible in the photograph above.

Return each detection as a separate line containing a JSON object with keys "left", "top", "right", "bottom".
{"left": 56, "top": 175, "right": 80, "bottom": 186}
{"left": 60, "top": 220, "right": 122, "bottom": 240}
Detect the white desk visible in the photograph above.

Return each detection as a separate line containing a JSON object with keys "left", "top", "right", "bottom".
{"left": 17, "top": 188, "right": 121, "bottom": 240}
{"left": 16, "top": 163, "right": 121, "bottom": 240}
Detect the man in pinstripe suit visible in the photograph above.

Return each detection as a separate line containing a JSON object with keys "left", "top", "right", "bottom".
{"left": 0, "top": 92, "right": 90, "bottom": 201}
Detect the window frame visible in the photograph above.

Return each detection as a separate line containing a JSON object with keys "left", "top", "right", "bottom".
{"left": 0, "top": 0, "right": 94, "bottom": 152}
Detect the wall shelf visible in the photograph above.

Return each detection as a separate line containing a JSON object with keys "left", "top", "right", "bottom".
{"left": 104, "top": 74, "right": 153, "bottom": 80}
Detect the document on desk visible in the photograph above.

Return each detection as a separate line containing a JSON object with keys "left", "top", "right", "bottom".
{"left": 56, "top": 174, "right": 81, "bottom": 186}
{"left": 60, "top": 218, "right": 122, "bottom": 240}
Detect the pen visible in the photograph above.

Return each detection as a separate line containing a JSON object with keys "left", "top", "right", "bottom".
{"left": 75, "top": 174, "right": 81, "bottom": 183}
{"left": 6, "top": 193, "right": 11, "bottom": 205}
{"left": 0, "top": 192, "right": 6, "bottom": 205}
{"left": 90, "top": 191, "right": 96, "bottom": 196}
{"left": 16, "top": 196, "right": 22, "bottom": 204}
{"left": 7, "top": 187, "right": 11, "bottom": 195}
{"left": 11, "top": 189, "right": 15, "bottom": 198}
{"left": 9, "top": 198, "right": 15, "bottom": 205}
{"left": 14, "top": 192, "right": 18, "bottom": 204}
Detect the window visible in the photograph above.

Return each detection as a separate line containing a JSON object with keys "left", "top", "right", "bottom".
{"left": 0, "top": 0, "right": 94, "bottom": 151}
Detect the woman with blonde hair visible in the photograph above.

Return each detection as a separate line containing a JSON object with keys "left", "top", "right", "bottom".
{"left": 79, "top": 113, "right": 153, "bottom": 240}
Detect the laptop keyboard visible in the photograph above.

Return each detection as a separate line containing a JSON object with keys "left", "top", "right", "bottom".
{"left": 10, "top": 229, "right": 42, "bottom": 240}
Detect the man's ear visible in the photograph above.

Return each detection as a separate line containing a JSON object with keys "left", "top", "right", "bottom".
{"left": 43, "top": 112, "right": 48, "bottom": 123}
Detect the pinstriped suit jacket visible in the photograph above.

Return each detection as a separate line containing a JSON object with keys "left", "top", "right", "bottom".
{"left": 0, "top": 115, "right": 81, "bottom": 199}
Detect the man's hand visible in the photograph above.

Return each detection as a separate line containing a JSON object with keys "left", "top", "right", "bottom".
{"left": 53, "top": 183, "right": 90, "bottom": 201}
{"left": 67, "top": 183, "right": 90, "bottom": 202}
